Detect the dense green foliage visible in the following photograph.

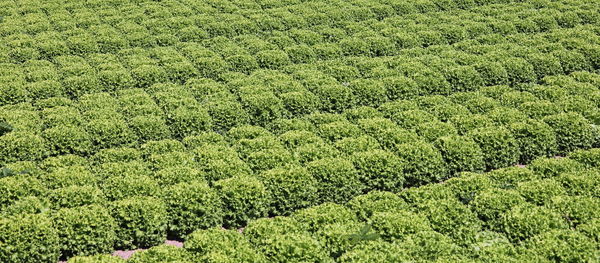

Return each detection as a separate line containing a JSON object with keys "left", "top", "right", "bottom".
{"left": 213, "top": 175, "right": 269, "bottom": 228}
{"left": 70, "top": 151, "right": 600, "bottom": 262}
{"left": 162, "top": 181, "right": 223, "bottom": 238}
{"left": 0, "top": 213, "right": 59, "bottom": 263}
{"left": 108, "top": 197, "right": 168, "bottom": 249}
{"left": 53, "top": 205, "right": 117, "bottom": 258}
{"left": 0, "top": 0, "right": 599, "bottom": 260}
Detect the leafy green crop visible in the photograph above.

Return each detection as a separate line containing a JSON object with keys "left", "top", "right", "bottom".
{"left": 0, "top": 122, "right": 12, "bottom": 136}
{"left": 0, "top": 0, "right": 599, "bottom": 260}
{"left": 342, "top": 224, "right": 380, "bottom": 245}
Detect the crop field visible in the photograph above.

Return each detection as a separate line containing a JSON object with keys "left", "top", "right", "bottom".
{"left": 0, "top": 0, "right": 599, "bottom": 262}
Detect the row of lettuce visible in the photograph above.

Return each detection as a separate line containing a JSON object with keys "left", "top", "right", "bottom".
{"left": 1, "top": 79, "right": 598, "bottom": 260}
{"left": 1, "top": 0, "right": 596, "bottom": 56}
{"left": 2, "top": 148, "right": 599, "bottom": 262}
{"left": 0, "top": 0, "right": 556, "bottom": 35}
{"left": 0, "top": 0, "right": 598, "bottom": 261}
{"left": 1, "top": 0, "right": 599, "bottom": 105}
{"left": 2, "top": 27, "right": 600, "bottom": 107}
{"left": 2, "top": 71, "right": 598, "bottom": 171}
